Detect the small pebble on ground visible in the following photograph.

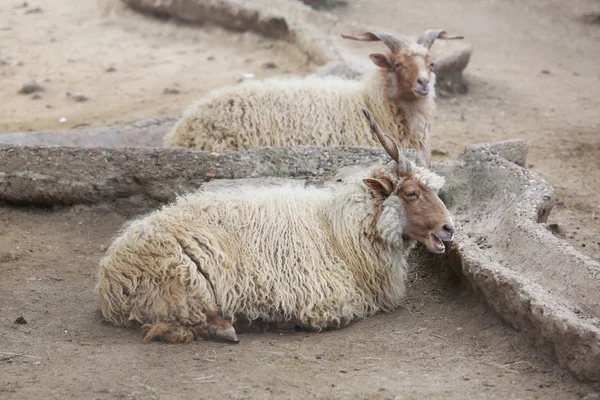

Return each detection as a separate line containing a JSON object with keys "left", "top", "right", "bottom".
{"left": 18, "top": 80, "right": 44, "bottom": 95}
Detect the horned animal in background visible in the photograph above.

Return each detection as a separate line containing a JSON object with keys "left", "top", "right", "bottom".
{"left": 164, "top": 29, "right": 463, "bottom": 166}
{"left": 98, "top": 109, "right": 455, "bottom": 344}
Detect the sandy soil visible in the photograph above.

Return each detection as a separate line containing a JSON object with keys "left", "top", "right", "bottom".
{"left": 0, "top": 0, "right": 313, "bottom": 132}
{"left": 1, "top": 0, "right": 600, "bottom": 398}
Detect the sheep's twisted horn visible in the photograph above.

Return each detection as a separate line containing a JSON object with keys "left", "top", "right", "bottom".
{"left": 415, "top": 121, "right": 431, "bottom": 168}
{"left": 417, "top": 29, "right": 464, "bottom": 49}
{"left": 341, "top": 32, "right": 406, "bottom": 53}
{"left": 362, "top": 108, "right": 412, "bottom": 172}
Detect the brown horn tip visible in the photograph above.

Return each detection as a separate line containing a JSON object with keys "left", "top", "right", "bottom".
{"left": 439, "top": 32, "right": 464, "bottom": 40}
{"left": 362, "top": 108, "right": 371, "bottom": 120}
{"left": 415, "top": 122, "right": 431, "bottom": 168}
{"left": 342, "top": 31, "right": 406, "bottom": 53}
{"left": 417, "top": 30, "right": 463, "bottom": 49}
{"left": 361, "top": 108, "right": 400, "bottom": 164}
{"left": 341, "top": 32, "right": 379, "bottom": 42}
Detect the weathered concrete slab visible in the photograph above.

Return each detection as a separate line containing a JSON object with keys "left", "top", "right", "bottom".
{"left": 0, "top": 117, "right": 175, "bottom": 148}
{"left": 298, "top": 0, "right": 348, "bottom": 10}
{"left": 122, "top": 0, "right": 292, "bottom": 39}
{"left": 464, "top": 139, "right": 529, "bottom": 167}
{"left": 0, "top": 144, "right": 395, "bottom": 205}
{"left": 432, "top": 42, "right": 473, "bottom": 96}
{"left": 121, "top": 0, "right": 341, "bottom": 66}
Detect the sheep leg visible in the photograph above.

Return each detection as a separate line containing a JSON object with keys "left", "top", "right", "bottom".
{"left": 191, "top": 313, "right": 239, "bottom": 343}
{"left": 141, "top": 323, "right": 194, "bottom": 344}
{"left": 141, "top": 315, "right": 238, "bottom": 344}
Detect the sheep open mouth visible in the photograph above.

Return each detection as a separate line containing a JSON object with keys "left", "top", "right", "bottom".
{"left": 413, "top": 88, "right": 429, "bottom": 97}
{"left": 430, "top": 234, "right": 446, "bottom": 253}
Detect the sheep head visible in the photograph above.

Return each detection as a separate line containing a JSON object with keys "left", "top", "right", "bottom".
{"left": 342, "top": 29, "right": 463, "bottom": 102}
{"left": 361, "top": 109, "right": 454, "bottom": 253}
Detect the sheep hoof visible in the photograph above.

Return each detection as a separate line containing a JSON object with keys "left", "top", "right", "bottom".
{"left": 215, "top": 326, "right": 239, "bottom": 343}
{"left": 204, "top": 312, "right": 239, "bottom": 343}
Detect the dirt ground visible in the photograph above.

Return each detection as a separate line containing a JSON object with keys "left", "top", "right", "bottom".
{"left": 0, "top": 0, "right": 313, "bottom": 132}
{"left": 1, "top": 0, "right": 600, "bottom": 398}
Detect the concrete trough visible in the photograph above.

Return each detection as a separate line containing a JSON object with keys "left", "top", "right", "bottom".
{"left": 438, "top": 142, "right": 600, "bottom": 382}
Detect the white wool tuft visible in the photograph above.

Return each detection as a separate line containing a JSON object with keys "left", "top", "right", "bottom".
{"left": 413, "top": 166, "right": 446, "bottom": 192}
{"left": 406, "top": 42, "right": 429, "bottom": 57}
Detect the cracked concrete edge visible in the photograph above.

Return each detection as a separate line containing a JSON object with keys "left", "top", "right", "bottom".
{"left": 298, "top": 0, "right": 348, "bottom": 10}
{"left": 448, "top": 142, "right": 600, "bottom": 382}
{"left": 464, "top": 139, "right": 529, "bottom": 167}
{"left": 0, "top": 144, "right": 394, "bottom": 205}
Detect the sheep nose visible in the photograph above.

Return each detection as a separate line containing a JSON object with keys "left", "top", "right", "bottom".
{"left": 443, "top": 223, "right": 455, "bottom": 237}
{"left": 417, "top": 77, "right": 429, "bottom": 87}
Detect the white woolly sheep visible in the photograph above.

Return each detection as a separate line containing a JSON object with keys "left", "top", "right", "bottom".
{"left": 97, "top": 109, "right": 455, "bottom": 344}
{"left": 164, "top": 29, "right": 463, "bottom": 166}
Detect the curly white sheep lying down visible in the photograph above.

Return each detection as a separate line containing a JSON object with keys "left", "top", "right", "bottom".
{"left": 97, "top": 109, "right": 455, "bottom": 344}
{"left": 164, "top": 29, "right": 463, "bottom": 166}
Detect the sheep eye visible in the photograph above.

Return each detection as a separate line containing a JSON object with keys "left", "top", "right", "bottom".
{"left": 429, "top": 62, "right": 435, "bottom": 69}
{"left": 405, "top": 191, "right": 417, "bottom": 197}
{"left": 394, "top": 63, "right": 403, "bottom": 69}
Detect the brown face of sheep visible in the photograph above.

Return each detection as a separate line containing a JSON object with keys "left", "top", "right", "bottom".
{"left": 364, "top": 175, "right": 454, "bottom": 254}
{"left": 361, "top": 107, "right": 454, "bottom": 253}
{"left": 370, "top": 49, "right": 433, "bottom": 102}
{"left": 342, "top": 30, "right": 463, "bottom": 102}
{"left": 399, "top": 177, "right": 454, "bottom": 253}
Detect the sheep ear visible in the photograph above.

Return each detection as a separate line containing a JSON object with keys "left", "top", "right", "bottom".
{"left": 369, "top": 53, "right": 391, "bottom": 70}
{"left": 363, "top": 178, "right": 394, "bottom": 196}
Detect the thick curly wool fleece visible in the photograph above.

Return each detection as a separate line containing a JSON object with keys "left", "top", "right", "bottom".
{"left": 163, "top": 70, "right": 435, "bottom": 151}
{"left": 96, "top": 165, "right": 444, "bottom": 331}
